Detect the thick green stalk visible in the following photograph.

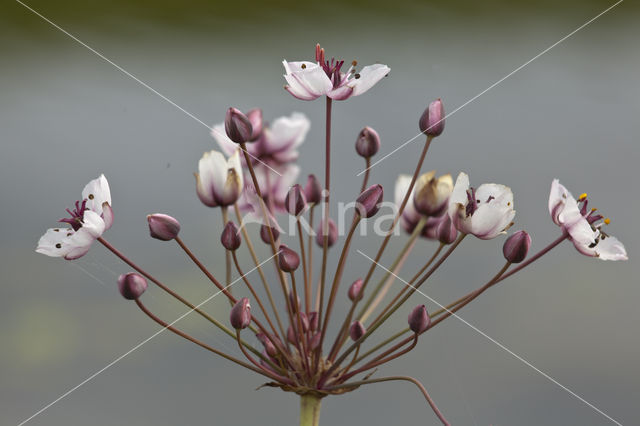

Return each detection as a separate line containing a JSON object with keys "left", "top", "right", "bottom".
{"left": 299, "top": 395, "right": 322, "bottom": 426}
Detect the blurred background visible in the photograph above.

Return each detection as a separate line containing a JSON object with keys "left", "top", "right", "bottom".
{"left": 1, "top": 0, "right": 639, "bottom": 425}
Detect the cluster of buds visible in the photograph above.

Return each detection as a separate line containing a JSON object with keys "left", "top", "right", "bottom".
{"left": 36, "top": 44, "right": 627, "bottom": 426}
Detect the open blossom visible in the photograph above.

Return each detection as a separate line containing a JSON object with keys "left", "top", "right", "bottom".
{"left": 283, "top": 44, "right": 390, "bottom": 101}
{"left": 213, "top": 112, "right": 311, "bottom": 167}
{"left": 36, "top": 174, "right": 113, "bottom": 260}
{"left": 448, "top": 172, "right": 515, "bottom": 239}
{"left": 195, "top": 150, "right": 243, "bottom": 207}
{"left": 548, "top": 179, "right": 627, "bottom": 260}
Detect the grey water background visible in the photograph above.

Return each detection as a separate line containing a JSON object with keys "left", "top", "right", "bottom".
{"left": 1, "top": 0, "right": 639, "bottom": 425}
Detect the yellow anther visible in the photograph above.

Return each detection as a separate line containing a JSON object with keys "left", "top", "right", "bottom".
{"left": 604, "top": 218, "right": 611, "bottom": 225}
{"left": 579, "top": 193, "right": 587, "bottom": 201}
{"left": 591, "top": 207, "right": 597, "bottom": 212}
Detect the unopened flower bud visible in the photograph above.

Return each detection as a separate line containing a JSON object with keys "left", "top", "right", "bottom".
{"left": 220, "top": 221, "right": 241, "bottom": 251}
{"left": 309, "top": 332, "right": 321, "bottom": 350}
{"left": 117, "top": 272, "right": 148, "bottom": 300}
{"left": 348, "top": 278, "right": 364, "bottom": 301}
{"left": 299, "top": 312, "right": 310, "bottom": 333}
{"left": 287, "top": 325, "right": 297, "bottom": 345}
{"left": 225, "top": 107, "right": 253, "bottom": 143}
{"left": 315, "top": 218, "right": 338, "bottom": 248}
{"left": 304, "top": 174, "right": 323, "bottom": 204}
{"left": 288, "top": 292, "right": 301, "bottom": 313}
{"left": 308, "top": 311, "right": 319, "bottom": 331}
{"left": 246, "top": 108, "right": 263, "bottom": 141}
{"left": 436, "top": 215, "right": 458, "bottom": 245}
{"left": 278, "top": 245, "right": 300, "bottom": 272}
{"left": 408, "top": 305, "right": 431, "bottom": 334}
{"left": 414, "top": 172, "right": 453, "bottom": 217}
{"left": 419, "top": 98, "right": 445, "bottom": 137}
{"left": 147, "top": 214, "right": 181, "bottom": 241}
{"left": 355, "top": 126, "right": 381, "bottom": 158}
{"left": 256, "top": 333, "right": 278, "bottom": 358}
{"left": 260, "top": 224, "right": 280, "bottom": 244}
{"left": 285, "top": 184, "right": 307, "bottom": 216}
{"left": 230, "top": 297, "right": 251, "bottom": 330}
{"left": 503, "top": 230, "right": 531, "bottom": 264}
{"left": 356, "top": 184, "right": 384, "bottom": 218}
{"left": 349, "top": 321, "right": 366, "bottom": 341}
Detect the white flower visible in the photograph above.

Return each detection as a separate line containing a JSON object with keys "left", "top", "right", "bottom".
{"left": 36, "top": 174, "right": 113, "bottom": 260}
{"left": 195, "top": 150, "right": 244, "bottom": 207}
{"left": 548, "top": 179, "right": 627, "bottom": 261}
{"left": 448, "top": 172, "right": 515, "bottom": 240}
{"left": 283, "top": 45, "right": 390, "bottom": 101}
{"left": 212, "top": 112, "right": 310, "bottom": 166}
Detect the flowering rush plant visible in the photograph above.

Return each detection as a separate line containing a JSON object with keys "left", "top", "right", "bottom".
{"left": 37, "top": 44, "right": 627, "bottom": 426}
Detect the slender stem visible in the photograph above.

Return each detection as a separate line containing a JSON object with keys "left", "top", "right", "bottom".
{"left": 299, "top": 394, "right": 322, "bottom": 426}
{"left": 358, "top": 217, "right": 428, "bottom": 322}
{"left": 340, "top": 335, "right": 418, "bottom": 383}
{"left": 221, "top": 206, "right": 232, "bottom": 300}
{"left": 324, "top": 234, "right": 464, "bottom": 382}
{"left": 430, "top": 233, "right": 569, "bottom": 319}
{"left": 360, "top": 157, "right": 371, "bottom": 193}
{"left": 289, "top": 272, "right": 312, "bottom": 376}
{"left": 134, "top": 298, "right": 272, "bottom": 380}
{"left": 319, "top": 217, "right": 360, "bottom": 355}
{"left": 235, "top": 330, "right": 295, "bottom": 385}
{"left": 307, "top": 205, "right": 316, "bottom": 307}
{"left": 325, "top": 376, "right": 449, "bottom": 426}
{"left": 239, "top": 143, "right": 292, "bottom": 313}
{"left": 297, "top": 220, "right": 310, "bottom": 313}
{"left": 231, "top": 251, "right": 279, "bottom": 340}
{"left": 340, "top": 135, "right": 433, "bottom": 346}
{"left": 234, "top": 203, "right": 287, "bottom": 340}
{"left": 368, "top": 242, "right": 444, "bottom": 328}
{"left": 355, "top": 328, "right": 410, "bottom": 364}
{"left": 318, "top": 97, "right": 332, "bottom": 329}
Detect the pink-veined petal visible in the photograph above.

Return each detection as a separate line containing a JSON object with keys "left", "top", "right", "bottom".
{"left": 349, "top": 64, "right": 390, "bottom": 96}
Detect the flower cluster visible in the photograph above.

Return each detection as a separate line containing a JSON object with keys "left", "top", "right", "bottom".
{"left": 37, "top": 44, "right": 627, "bottom": 426}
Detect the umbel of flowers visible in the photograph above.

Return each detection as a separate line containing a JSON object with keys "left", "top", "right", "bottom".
{"left": 37, "top": 44, "right": 627, "bottom": 426}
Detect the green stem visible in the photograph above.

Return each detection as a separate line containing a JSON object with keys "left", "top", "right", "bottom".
{"left": 299, "top": 394, "right": 322, "bottom": 426}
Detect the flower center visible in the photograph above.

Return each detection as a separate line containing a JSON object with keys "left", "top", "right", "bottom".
{"left": 315, "top": 44, "right": 356, "bottom": 88}
{"left": 59, "top": 199, "right": 88, "bottom": 231}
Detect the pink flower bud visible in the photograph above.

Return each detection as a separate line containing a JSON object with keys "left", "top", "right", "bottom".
{"left": 349, "top": 321, "right": 366, "bottom": 341}
{"left": 408, "top": 305, "right": 431, "bottom": 333}
{"left": 246, "top": 108, "right": 263, "bottom": 141}
{"left": 304, "top": 174, "right": 323, "bottom": 204}
{"left": 117, "top": 272, "right": 148, "bottom": 300}
{"left": 147, "top": 214, "right": 181, "bottom": 241}
{"left": 299, "top": 312, "right": 310, "bottom": 333}
{"left": 230, "top": 297, "right": 251, "bottom": 330}
{"left": 260, "top": 224, "right": 280, "bottom": 244}
{"left": 436, "top": 214, "right": 458, "bottom": 245}
{"left": 355, "top": 126, "right": 381, "bottom": 158}
{"left": 278, "top": 244, "right": 300, "bottom": 272}
{"left": 225, "top": 107, "right": 253, "bottom": 143}
{"left": 315, "top": 218, "right": 337, "bottom": 248}
{"left": 256, "top": 332, "right": 278, "bottom": 357}
{"left": 309, "top": 332, "right": 321, "bottom": 350}
{"left": 308, "top": 311, "right": 319, "bottom": 331}
{"left": 287, "top": 325, "right": 298, "bottom": 345}
{"left": 503, "top": 230, "right": 531, "bottom": 264}
{"left": 285, "top": 184, "right": 307, "bottom": 216}
{"left": 348, "top": 278, "right": 364, "bottom": 301}
{"left": 419, "top": 98, "right": 445, "bottom": 137}
{"left": 356, "top": 184, "right": 384, "bottom": 218}
{"left": 220, "top": 221, "right": 241, "bottom": 251}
